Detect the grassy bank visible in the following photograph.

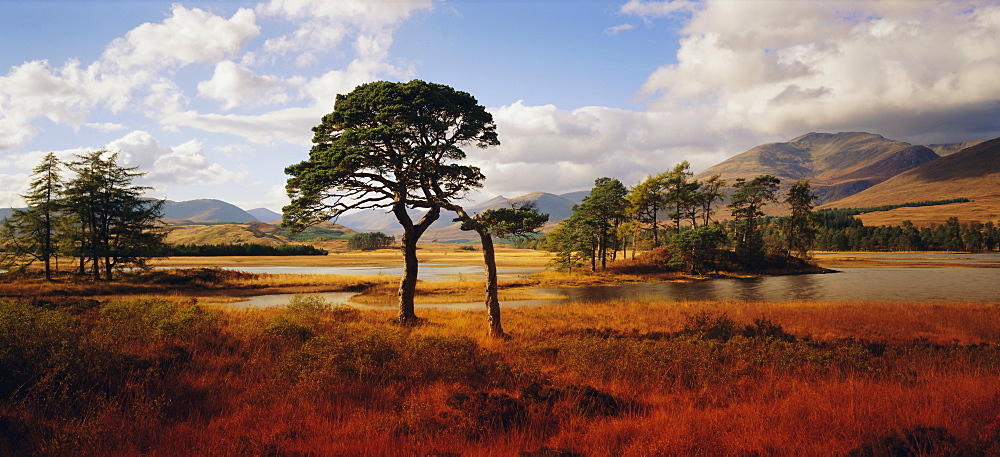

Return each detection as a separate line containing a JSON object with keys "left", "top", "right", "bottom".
{"left": 0, "top": 268, "right": 398, "bottom": 300}
{"left": 2, "top": 296, "right": 998, "bottom": 455}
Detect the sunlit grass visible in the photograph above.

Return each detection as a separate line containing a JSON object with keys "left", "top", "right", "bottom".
{"left": 3, "top": 291, "right": 1000, "bottom": 455}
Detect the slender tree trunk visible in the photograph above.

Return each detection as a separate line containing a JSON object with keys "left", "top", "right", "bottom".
{"left": 42, "top": 213, "right": 51, "bottom": 281}
{"left": 477, "top": 229, "right": 509, "bottom": 339}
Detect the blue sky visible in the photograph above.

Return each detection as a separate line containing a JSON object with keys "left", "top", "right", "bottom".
{"left": 1, "top": 0, "right": 999, "bottom": 212}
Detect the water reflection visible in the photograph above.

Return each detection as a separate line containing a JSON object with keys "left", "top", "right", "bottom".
{"left": 544, "top": 268, "right": 998, "bottom": 304}
{"left": 225, "top": 264, "right": 999, "bottom": 309}
{"left": 212, "top": 264, "right": 536, "bottom": 282}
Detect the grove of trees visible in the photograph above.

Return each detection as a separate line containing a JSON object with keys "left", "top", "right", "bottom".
{"left": 545, "top": 167, "right": 820, "bottom": 274}
{"left": 0, "top": 151, "right": 166, "bottom": 280}
{"left": 346, "top": 232, "right": 395, "bottom": 251}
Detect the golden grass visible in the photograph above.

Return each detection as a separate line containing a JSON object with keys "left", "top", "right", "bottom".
{"left": 3, "top": 295, "right": 1000, "bottom": 455}
{"left": 349, "top": 279, "right": 564, "bottom": 305}
{"left": 856, "top": 198, "right": 1000, "bottom": 227}
{"left": 152, "top": 243, "right": 555, "bottom": 269}
{"left": 812, "top": 252, "right": 1000, "bottom": 269}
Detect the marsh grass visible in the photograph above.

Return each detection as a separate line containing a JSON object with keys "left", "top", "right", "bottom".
{"left": 350, "top": 279, "right": 561, "bottom": 305}
{"left": 2, "top": 295, "right": 999, "bottom": 455}
{"left": 0, "top": 268, "right": 397, "bottom": 300}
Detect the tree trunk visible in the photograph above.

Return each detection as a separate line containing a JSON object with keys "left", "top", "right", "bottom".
{"left": 393, "top": 203, "right": 439, "bottom": 326}
{"left": 397, "top": 226, "right": 419, "bottom": 325}
{"left": 478, "top": 229, "right": 509, "bottom": 340}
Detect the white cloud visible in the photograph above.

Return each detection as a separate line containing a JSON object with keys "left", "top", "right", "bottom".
{"left": 84, "top": 122, "right": 128, "bottom": 133}
{"left": 0, "top": 6, "right": 261, "bottom": 151}
{"left": 101, "top": 5, "right": 259, "bottom": 70}
{"left": 470, "top": 101, "right": 769, "bottom": 197}
{"left": 106, "top": 131, "right": 244, "bottom": 186}
{"left": 0, "top": 59, "right": 100, "bottom": 149}
{"left": 198, "top": 61, "right": 303, "bottom": 110}
{"left": 256, "top": 0, "right": 433, "bottom": 62}
{"left": 631, "top": 0, "right": 1000, "bottom": 143}
{"left": 620, "top": 0, "right": 699, "bottom": 18}
{"left": 604, "top": 23, "right": 636, "bottom": 35}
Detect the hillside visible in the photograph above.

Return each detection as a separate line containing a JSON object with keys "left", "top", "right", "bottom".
{"left": 165, "top": 221, "right": 355, "bottom": 247}
{"left": 334, "top": 191, "right": 586, "bottom": 242}
{"left": 162, "top": 199, "right": 258, "bottom": 224}
{"left": 927, "top": 140, "right": 985, "bottom": 156}
{"left": 820, "top": 137, "right": 1000, "bottom": 226}
{"left": 247, "top": 208, "right": 281, "bottom": 222}
{"left": 694, "top": 132, "right": 943, "bottom": 205}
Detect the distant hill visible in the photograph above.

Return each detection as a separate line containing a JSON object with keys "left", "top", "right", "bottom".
{"left": 927, "top": 140, "right": 985, "bottom": 156}
{"left": 819, "top": 136, "right": 1000, "bottom": 226}
{"left": 165, "top": 220, "right": 355, "bottom": 246}
{"left": 419, "top": 191, "right": 586, "bottom": 242}
{"left": 334, "top": 191, "right": 587, "bottom": 241}
{"left": 162, "top": 199, "right": 258, "bottom": 224}
{"left": 694, "top": 132, "right": 945, "bottom": 205}
{"left": 247, "top": 208, "right": 281, "bottom": 223}
{"left": 166, "top": 221, "right": 287, "bottom": 246}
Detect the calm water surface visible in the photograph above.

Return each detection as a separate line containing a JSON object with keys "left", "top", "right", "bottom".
{"left": 541, "top": 267, "right": 999, "bottom": 304}
{"left": 225, "top": 254, "right": 1000, "bottom": 308}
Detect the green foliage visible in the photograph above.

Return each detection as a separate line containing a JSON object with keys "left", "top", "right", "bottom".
{"left": 0, "top": 153, "right": 64, "bottom": 279}
{"left": 669, "top": 225, "right": 727, "bottom": 274}
{"left": 283, "top": 80, "right": 498, "bottom": 324}
{"left": 470, "top": 203, "right": 549, "bottom": 240}
{"left": 781, "top": 180, "right": 819, "bottom": 258}
{"left": 346, "top": 231, "right": 395, "bottom": 251}
{"left": 729, "top": 175, "right": 781, "bottom": 268}
{"left": 63, "top": 150, "right": 166, "bottom": 280}
{"left": 557, "top": 177, "right": 628, "bottom": 271}
{"left": 166, "top": 243, "right": 328, "bottom": 256}
{"left": 627, "top": 171, "right": 669, "bottom": 247}
{"left": 810, "top": 217, "right": 1000, "bottom": 252}
{"left": 817, "top": 198, "right": 971, "bottom": 218}
{"left": 283, "top": 79, "right": 497, "bottom": 233}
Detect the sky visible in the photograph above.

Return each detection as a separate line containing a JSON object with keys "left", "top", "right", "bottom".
{"left": 1, "top": 0, "right": 999, "bottom": 212}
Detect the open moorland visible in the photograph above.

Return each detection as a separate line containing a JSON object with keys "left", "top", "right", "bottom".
{"left": 2, "top": 293, "right": 999, "bottom": 455}
{"left": 1, "top": 247, "right": 999, "bottom": 455}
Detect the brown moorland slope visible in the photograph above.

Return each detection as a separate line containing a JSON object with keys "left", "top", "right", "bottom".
{"left": 819, "top": 137, "right": 1000, "bottom": 226}
{"left": 165, "top": 221, "right": 354, "bottom": 246}
{"left": 694, "top": 132, "right": 941, "bottom": 204}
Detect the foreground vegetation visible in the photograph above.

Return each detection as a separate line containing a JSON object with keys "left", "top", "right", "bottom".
{"left": 2, "top": 295, "right": 998, "bottom": 455}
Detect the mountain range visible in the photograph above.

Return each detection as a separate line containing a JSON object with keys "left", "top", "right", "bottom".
{"left": 2, "top": 131, "right": 996, "bottom": 239}
{"left": 694, "top": 132, "right": 968, "bottom": 205}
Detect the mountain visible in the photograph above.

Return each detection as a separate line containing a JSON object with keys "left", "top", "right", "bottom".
{"left": 694, "top": 132, "right": 943, "bottom": 205}
{"left": 165, "top": 220, "right": 355, "bottom": 246}
{"left": 927, "top": 140, "right": 985, "bottom": 156}
{"left": 334, "top": 191, "right": 586, "bottom": 241}
{"left": 166, "top": 221, "right": 287, "bottom": 246}
{"left": 419, "top": 191, "right": 586, "bottom": 242}
{"left": 819, "top": 136, "right": 1000, "bottom": 226}
{"left": 162, "top": 199, "right": 258, "bottom": 224}
{"left": 247, "top": 208, "right": 282, "bottom": 223}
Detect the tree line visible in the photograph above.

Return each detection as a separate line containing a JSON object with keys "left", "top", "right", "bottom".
{"left": 808, "top": 217, "right": 1000, "bottom": 252}
{"left": 166, "top": 243, "right": 327, "bottom": 257}
{"left": 1, "top": 151, "right": 165, "bottom": 280}
{"left": 346, "top": 232, "right": 395, "bottom": 251}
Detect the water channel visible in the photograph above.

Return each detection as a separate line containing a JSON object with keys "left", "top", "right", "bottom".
{"left": 227, "top": 253, "right": 1000, "bottom": 308}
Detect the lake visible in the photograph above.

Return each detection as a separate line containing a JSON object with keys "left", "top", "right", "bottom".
{"left": 228, "top": 257, "right": 999, "bottom": 308}
{"left": 211, "top": 264, "right": 538, "bottom": 281}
